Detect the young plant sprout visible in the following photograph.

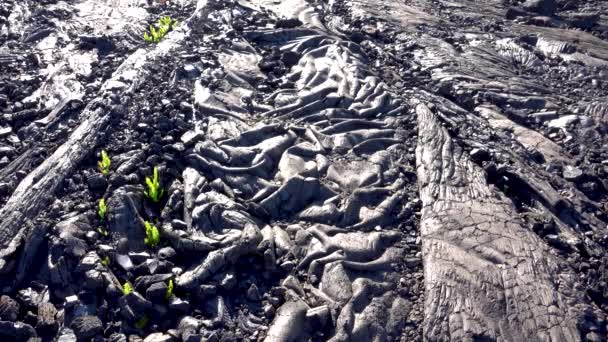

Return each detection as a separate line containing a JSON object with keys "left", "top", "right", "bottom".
{"left": 144, "top": 221, "right": 160, "bottom": 247}
{"left": 98, "top": 150, "right": 111, "bottom": 175}
{"left": 97, "top": 227, "right": 109, "bottom": 237}
{"left": 123, "top": 281, "right": 134, "bottom": 295}
{"left": 165, "top": 279, "right": 174, "bottom": 299}
{"left": 98, "top": 198, "right": 107, "bottom": 220}
{"left": 144, "top": 16, "right": 178, "bottom": 44}
{"left": 144, "top": 166, "right": 164, "bottom": 203}
{"left": 101, "top": 256, "right": 110, "bottom": 266}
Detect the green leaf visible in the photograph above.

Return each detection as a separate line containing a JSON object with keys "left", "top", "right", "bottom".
{"left": 144, "top": 166, "right": 163, "bottom": 203}
{"left": 97, "top": 227, "right": 108, "bottom": 237}
{"left": 122, "top": 281, "right": 133, "bottom": 295}
{"left": 98, "top": 150, "right": 111, "bottom": 175}
{"left": 98, "top": 198, "right": 107, "bottom": 220}
{"left": 143, "top": 16, "right": 177, "bottom": 44}
{"left": 165, "top": 279, "right": 173, "bottom": 299}
{"left": 144, "top": 221, "right": 160, "bottom": 247}
{"left": 101, "top": 256, "right": 110, "bottom": 266}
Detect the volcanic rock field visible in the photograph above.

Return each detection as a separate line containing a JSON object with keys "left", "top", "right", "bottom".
{"left": 0, "top": 0, "right": 608, "bottom": 341}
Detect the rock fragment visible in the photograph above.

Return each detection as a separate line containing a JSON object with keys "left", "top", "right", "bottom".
{"left": 70, "top": 315, "right": 102, "bottom": 341}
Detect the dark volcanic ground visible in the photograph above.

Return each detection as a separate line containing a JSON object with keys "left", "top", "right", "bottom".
{"left": 0, "top": 0, "right": 607, "bottom": 341}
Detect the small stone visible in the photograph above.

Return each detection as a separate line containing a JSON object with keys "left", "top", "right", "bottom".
{"left": 306, "top": 305, "right": 330, "bottom": 328}
{"left": 548, "top": 115, "right": 579, "bottom": 129}
{"left": 37, "top": 302, "right": 58, "bottom": 330}
{"left": 246, "top": 284, "right": 261, "bottom": 302}
{"left": 180, "top": 130, "right": 205, "bottom": 146}
{"left": 0, "top": 126, "right": 11, "bottom": 138}
{"left": 172, "top": 267, "right": 183, "bottom": 276}
{"left": 279, "top": 261, "right": 295, "bottom": 272}
{"left": 545, "top": 234, "right": 570, "bottom": 251}
{"left": 87, "top": 173, "right": 108, "bottom": 191}
{"left": 0, "top": 321, "right": 36, "bottom": 340}
{"left": 128, "top": 252, "right": 151, "bottom": 264}
{"left": 85, "top": 231, "right": 99, "bottom": 242}
{"left": 263, "top": 304, "right": 275, "bottom": 319}
{"left": 146, "top": 282, "right": 168, "bottom": 304}
{"left": 405, "top": 257, "right": 422, "bottom": 268}
{"left": 529, "top": 111, "right": 558, "bottom": 122}
{"left": 275, "top": 18, "right": 302, "bottom": 28}
{"left": 17, "top": 286, "right": 50, "bottom": 310}
{"left": 0, "top": 295, "right": 20, "bottom": 321}
{"left": 169, "top": 143, "right": 185, "bottom": 153}
{"left": 268, "top": 296, "right": 281, "bottom": 307}
{"left": 143, "top": 332, "right": 174, "bottom": 342}
{"left": 183, "top": 334, "right": 204, "bottom": 342}
{"left": 0, "top": 145, "right": 15, "bottom": 157}
{"left": 180, "top": 64, "right": 201, "bottom": 80}
{"left": 56, "top": 327, "right": 77, "bottom": 342}
{"left": 119, "top": 292, "right": 152, "bottom": 321}
{"left": 470, "top": 148, "right": 490, "bottom": 162}
{"left": 70, "top": 315, "right": 103, "bottom": 341}
{"left": 169, "top": 297, "right": 190, "bottom": 312}
{"left": 78, "top": 35, "right": 114, "bottom": 51}
{"left": 7, "top": 134, "right": 20, "bottom": 144}
{"left": 563, "top": 166, "right": 583, "bottom": 181}
{"left": 219, "top": 272, "right": 237, "bottom": 290}
{"left": 78, "top": 252, "right": 101, "bottom": 272}
{"left": 116, "top": 254, "right": 134, "bottom": 271}
{"left": 65, "top": 295, "right": 80, "bottom": 308}
{"left": 158, "top": 247, "right": 176, "bottom": 260}
{"left": 98, "top": 244, "right": 114, "bottom": 253}
{"left": 281, "top": 51, "right": 300, "bottom": 67}
{"left": 178, "top": 316, "right": 201, "bottom": 339}
{"left": 586, "top": 332, "right": 602, "bottom": 342}
{"left": 198, "top": 285, "right": 217, "bottom": 299}
{"left": 83, "top": 270, "right": 104, "bottom": 290}
{"left": 522, "top": 0, "right": 556, "bottom": 16}
{"left": 171, "top": 219, "right": 187, "bottom": 231}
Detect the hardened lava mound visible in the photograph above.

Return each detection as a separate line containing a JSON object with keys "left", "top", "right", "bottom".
{"left": 0, "top": 0, "right": 608, "bottom": 341}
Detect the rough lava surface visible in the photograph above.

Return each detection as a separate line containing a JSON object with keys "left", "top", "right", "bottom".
{"left": 0, "top": 0, "right": 607, "bottom": 341}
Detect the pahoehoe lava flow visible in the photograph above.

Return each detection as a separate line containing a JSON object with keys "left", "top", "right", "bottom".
{"left": 0, "top": 0, "right": 607, "bottom": 341}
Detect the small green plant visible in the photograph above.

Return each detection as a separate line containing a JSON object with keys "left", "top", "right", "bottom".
{"left": 144, "top": 166, "right": 164, "bottom": 203}
{"left": 98, "top": 198, "right": 107, "bottom": 220}
{"left": 98, "top": 150, "right": 111, "bottom": 175}
{"left": 97, "top": 227, "right": 109, "bottom": 237}
{"left": 101, "top": 256, "right": 110, "bottom": 266}
{"left": 165, "top": 279, "right": 173, "bottom": 299}
{"left": 123, "top": 281, "right": 133, "bottom": 295}
{"left": 135, "top": 315, "right": 149, "bottom": 329}
{"left": 144, "top": 221, "right": 160, "bottom": 247}
{"left": 144, "top": 16, "right": 177, "bottom": 44}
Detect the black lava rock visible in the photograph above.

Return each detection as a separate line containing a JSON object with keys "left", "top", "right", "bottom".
{"left": 37, "top": 302, "right": 58, "bottom": 331}
{"left": 0, "top": 295, "right": 20, "bottom": 321}
{"left": 275, "top": 18, "right": 302, "bottom": 28}
{"left": 522, "top": 0, "right": 556, "bottom": 16}
{"left": 79, "top": 35, "right": 114, "bottom": 52}
{"left": 281, "top": 51, "right": 300, "bottom": 67}
{"left": 158, "top": 247, "right": 176, "bottom": 260}
{"left": 146, "top": 282, "right": 169, "bottom": 304}
{"left": 0, "top": 321, "right": 37, "bottom": 340}
{"left": 87, "top": 173, "right": 108, "bottom": 191}
{"left": 70, "top": 315, "right": 102, "bottom": 341}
